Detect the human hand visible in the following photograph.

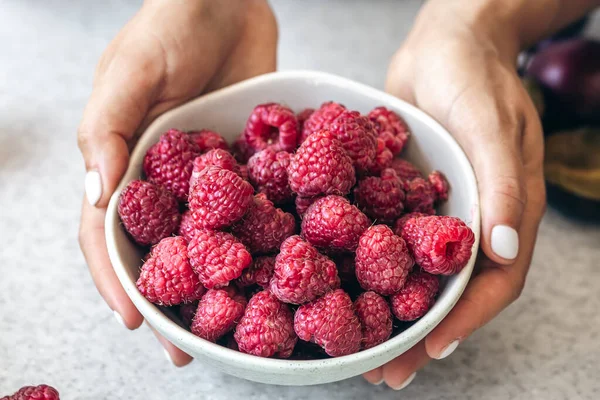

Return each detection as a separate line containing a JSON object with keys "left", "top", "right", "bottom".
{"left": 77, "top": 0, "right": 277, "bottom": 366}
{"left": 364, "top": 0, "right": 546, "bottom": 389}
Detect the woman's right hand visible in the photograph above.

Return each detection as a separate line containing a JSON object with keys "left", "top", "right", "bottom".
{"left": 77, "top": 0, "right": 277, "bottom": 366}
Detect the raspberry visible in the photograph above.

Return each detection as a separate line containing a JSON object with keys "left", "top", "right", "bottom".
{"left": 393, "top": 212, "right": 427, "bottom": 236}
{"left": 231, "top": 134, "right": 256, "bottom": 164}
{"left": 301, "top": 195, "right": 370, "bottom": 252}
{"left": 354, "top": 291, "right": 393, "bottom": 349}
{"left": 189, "top": 149, "right": 241, "bottom": 188}
{"left": 3, "top": 385, "right": 60, "bottom": 400}
{"left": 334, "top": 255, "right": 360, "bottom": 294}
{"left": 231, "top": 194, "right": 296, "bottom": 254}
{"left": 191, "top": 287, "right": 247, "bottom": 342}
{"left": 296, "top": 108, "right": 315, "bottom": 133}
{"left": 244, "top": 103, "right": 298, "bottom": 152}
{"left": 390, "top": 271, "right": 439, "bottom": 321}
{"left": 143, "top": 129, "right": 200, "bottom": 201}
{"left": 270, "top": 235, "right": 340, "bottom": 304}
{"left": 118, "top": 180, "right": 180, "bottom": 246}
{"left": 178, "top": 301, "right": 198, "bottom": 327}
{"left": 428, "top": 170, "right": 450, "bottom": 202}
{"left": 368, "top": 106, "right": 410, "bottom": 155}
{"left": 300, "top": 101, "right": 346, "bottom": 143}
{"left": 295, "top": 195, "right": 321, "bottom": 217}
{"left": 288, "top": 130, "right": 356, "bottom": 197}
{"left": 177, "top": 210, "right": 198, "bottom": 243}
{"left": 188, "top": 166, "right": 254, "bottom": 230}
{"left": 401, "top": 215, "right": 475, "bottom": 275}
{"left": 404, "top": 177, "right": 436, "bottom": 214}
{"left": 354, "top": 168, "right": 405, "bottom": 223}
{"left": 390, "top": 158, "right": 423, "bottom": 181}
{"left": 327, "top": 110, "right": 378, "bottom": 172}
{"left": 236, "top": 256, "right": 276, "bottom": 288}
{"left": 367, "top": 137, "right": 393, "bottom": 175}
{"left": 238, "top": 164, "right": 249, "bottom": 181}
{"left": 188, "top": 129, "right": 229, "bottom": 153}
{"left": 355, "top": 225, "right": 414, "bottom": 295}
{"left": 247, "top": 148, "right": 293, "bottom": 204}
{"left": 234, "top": 290, "right": 297, "bottom": 358}
{"left": 188, "top": 230, "right": 252, "bottom": 288}
{"left": 294, "top": 289, "right": 361, "bottom": 357}
{"left": 136, "top": 237, "right": 205, "bottom": 306}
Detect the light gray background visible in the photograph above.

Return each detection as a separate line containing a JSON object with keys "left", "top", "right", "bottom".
{"left": 1, "top": 1, "right": 599, "bottom": 399}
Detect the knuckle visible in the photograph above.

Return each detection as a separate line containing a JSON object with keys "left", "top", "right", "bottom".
{"left": 491, "top": 174, "right": 527, "bottom": 208}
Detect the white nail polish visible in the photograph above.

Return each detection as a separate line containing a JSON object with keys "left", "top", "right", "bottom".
{"left": 436, "top": 340, "right": 459, "bottom": 359}
{"left": 113, "top": 310, "right": 126, "bottom": 327}
{"left": 392, "top": 372, "right": 416, "bottom": 391}
{"left": 163, "top": 348, "right": 175, "bottom": 365}
{"left": 85, "top": 170, "right": 102, "bottom": 206}
{"left": 372, "top": 378, "right": 384, "bottom": 386}
{"left": 491, "top": 225, "right": 519, "bottom": 260}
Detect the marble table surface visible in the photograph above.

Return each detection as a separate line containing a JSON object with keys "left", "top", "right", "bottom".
{"left": 1, "top": 1, "right": 599, "bottom": 399}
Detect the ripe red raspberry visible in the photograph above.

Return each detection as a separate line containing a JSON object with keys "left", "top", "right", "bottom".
{"left": 401, "top": 215, "right": 475, "bottom": 275}
{"left": 178, "top": 301, "right": 198, "bottom": 327}
{"left": 355, "top": 225, "right": 414, "bottom": 295}
{"left": 188, "top": 230, "right": 252, "bottom": 289}
{"left": 177, "top": 210, "right": 198, "bottom": 243}
{"left": 231, "top": 134, "right": 256, "bottom": 164}
{"left": 118, "top": 180, "right": 180, "bottom": 246}
{"left": 188, "top": 129, "right": 229, "bottom": 153}
{"left": 334, "top": 255, "right": 361, "bottom": 295}
{"left": 247, "top": 148, "right": 293, "bottom": 204}
{"left": 143, "top": 129, "right": 201, "bottom": 201}
{"left": 191, "top": 287, "right": 247, "bottom": 342}
{"left": 404, "top": 177, "right": 436, "bottom": 214}
{"left": 367, "top": 137, "right": 393, "bottom": 175}
{"left": 368, "top": 106, "right": 410, "bottom": 155}
{"left": 295, "top": 195, "right": 321, "bottom": 217}
{"left": 354, "top": 168, "right": 405, "bottom": 223}
{"left": 294, "top": 289, "right": 362, "bottom": 357}
{"left": 189, "top": 149, "right": 241, "bottom": 188}
{"left": 301, "top": 195, "right": 370, "bottom": 252}
{"left": 300, "top": 101, "right": 346, "bottom": 143}
{"left": 136, "top": 236, "right": 205, "bottom": 306}
{"left": 390, "top": 271, "right": 439, "bottom": 321}
{"left": 288, "top": 130, "right": 356, "bottom": 197}
{"left": 231, "top": 194, "right": 296, "bottom": 254}
{"left": 234, "top": 290, "right": 297, "bottom": 358}
{"left": 327, "top": 110, "right": 378, "bottom": 172}
{"left": 354, "top": 291, "right": 393, "bottom": 349}
{"left": 393, "top": 212, "right": 427, "bottom": 236}
{"left": 238, "top": 164, "right": 249, "bottom": 181}
{"left": 188, "top": 166, "right": 254, "bottom": 230}
{"left": 296, "top": 108, "right": 315, "bottom": 133}
{"left": 270, "top": 235, "right": 340, "bottom": 304}
{"left": 235, "top": 256, "right": 276, "bottom": 288}
{"left": 428, "top": 170, "right": 450, "bottom": 202}
{"left": 3, "top": 385, "right": 60, "bottom": 400}
{"left": 390, "top": 158, "right": 423, "bottom": 181}
{"left": 244, "top": 103, "right": 298, "bottom": 152}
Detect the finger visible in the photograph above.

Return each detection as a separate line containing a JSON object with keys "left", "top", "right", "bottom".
{"left": 384, "top": 50, "right": 417, "bottom": 105}
{"left": 382, "top": 341, "right": 430, "bottom": 391}
{"left": 149, "top": 325, "right": 194, "bottom": 367}
{"left": 79, "top": 199, "right": 144, "bottom": 330}
{"left": 362, "top": 367, "right": 383, "bottom": 385}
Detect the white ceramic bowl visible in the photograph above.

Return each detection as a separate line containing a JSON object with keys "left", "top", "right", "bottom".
{"left": 105, "top": 70, "right": 480, "bottom": 386}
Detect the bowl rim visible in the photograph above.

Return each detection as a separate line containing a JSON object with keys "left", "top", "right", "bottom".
{"left": 105, "top": 69, "right": 480, "bottom": 372}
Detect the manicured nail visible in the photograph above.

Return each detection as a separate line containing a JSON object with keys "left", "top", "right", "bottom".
{"left": 371, "top": 378, "right": 384, "bottom": 386}
{"left": 391, "top": 372, "right": 416, "bottom": 391}
{"left": 85, "top": 170, "right": 102, "bottom": 206}
{"left": 491, "top": 225, "right": 519, "bottom": 260}
{"left": 113, "top": 310, "right": 126, "bottom": 327}
{"left": 163, "top": 348, "right": 175, "bottom": 366}
{"left": 436, "top": 340, "right": 459, "bottom": 359}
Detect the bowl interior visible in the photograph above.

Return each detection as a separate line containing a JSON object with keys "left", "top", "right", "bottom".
{"left": 105, "top": 70, "right": 480, "bottom": 385}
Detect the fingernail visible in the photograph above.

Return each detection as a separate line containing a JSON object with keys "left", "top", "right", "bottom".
{"left": 491, "top": 225, "right": 519, "bottom": 260}
{"left": 163, "top": 348, "right": 175, "bottom": 366}
{"left": 113, "top": 310, "right": 126, "bottom": 327}
{"left": 371, "top": 378, "right": 384, "bottom": 386}
{"left": 391, "top": 372, "right": 416, "bottom": 391}
{"left": 436, "top": 340, "right": 459, "bottom": 359}
{"left": 85, "top": 170, "right": 102, "bottom": 206}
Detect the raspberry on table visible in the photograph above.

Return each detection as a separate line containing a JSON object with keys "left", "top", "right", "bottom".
{"left": 188, "top": 166, "right": 254, "bottom": 230}
{"left": 118, "top": 180, "right": 180, "bottom": 246}
{"left": 393, "top": 212, "right": 427, "bottom": 236}
{"left": 136, "top": 236, "right": 205, "bottom": 306}
{"left": 191, "top": 287, "right": 247, "bottom": 342}
{"left": 296, "top": 108, "right": 315, "bottom": 133}
{"left": 188, "top": 129, "right": 229, "bottom": 153}
{"left": 300, "top": 101, "right": 346, "bottom": 143}
{"left": 327, "top": 110, "right": 378, "bottom": 172}
{"left": 354, "top": 291, "right": 393, "bottom": 349}
{"left": 189, "top": 149, "right": 241, "bottom": 188}
{"left": 288, "top": 129, "right": 356, "bottom": 197}
{"left": 188, "top": 229, "right": 252, "bottom": 289}
{"left": 355, "top": 225, "right": 414, "bottom": 295}
{"left": 404, "top": 177, "right": 436, "bottom": 214}
{"left": 390, "top": 271, "right": 439, "bottom": 321}
{"left": 428, "top": 170, "right": 450, "bottom": 203}
{"left": 178, "top": 301, "right": 198, "bottom": 328}
{"left": 354, "top": 168, "right": 405, "bottom": 223}
{"left": 231, "top": 134, "right": 256, "bottom": 164}
{"left": 234, "top": 290, "right": 297, "bottom": 358}
{"left": 368, "top": 106, "right": 411, "bottom": 155}
{"left": 247, "top": 148, "right": 293, "bottom": 204}
{"left": 2, "top": 385, "right": 60, "bottom": 400}
{"left": 367, "top": 137, "right": 393, "bottom": 175}
{"left": 401, "top": 215, "right": 475, "bottom": 275}
{"left": 143, "top": 129, "right": 201, "bottom": 201}
{"left": 235, "top": 256, "right": 276, "bottom": 288}
{"left": 270, "top": 235, "right": 340, "bottom": 304}
{"left": 244, "top": 103, "right": 298, "bottom": 152}
{"left": 177, "top": 210, "right": 198, "bottom": 243}
{"left": 295, "top": 195, "right": 321, "bottom": 217}
{"left": 231, "top": 194, "right": 296, "bottom": 255}
{"left": 390, "top": 158, "right": 423, "bottom": 181}
{"left": 301, "top": 195, "right": 371, "bottom": 253}
{"left": 294, "top": 289, "right": 362, "bottom": 357}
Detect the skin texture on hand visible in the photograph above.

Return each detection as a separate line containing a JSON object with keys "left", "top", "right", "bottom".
{"left": 77, "top": 0, "right": 277, "bottom": 366}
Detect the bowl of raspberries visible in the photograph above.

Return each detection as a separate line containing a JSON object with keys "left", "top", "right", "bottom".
{"left": 105, "top": 70, "right": 480, "bottom": 385}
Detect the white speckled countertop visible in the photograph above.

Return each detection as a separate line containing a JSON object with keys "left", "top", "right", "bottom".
{"left": 1, "top": 1, "right": 599, "bottom": 399}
